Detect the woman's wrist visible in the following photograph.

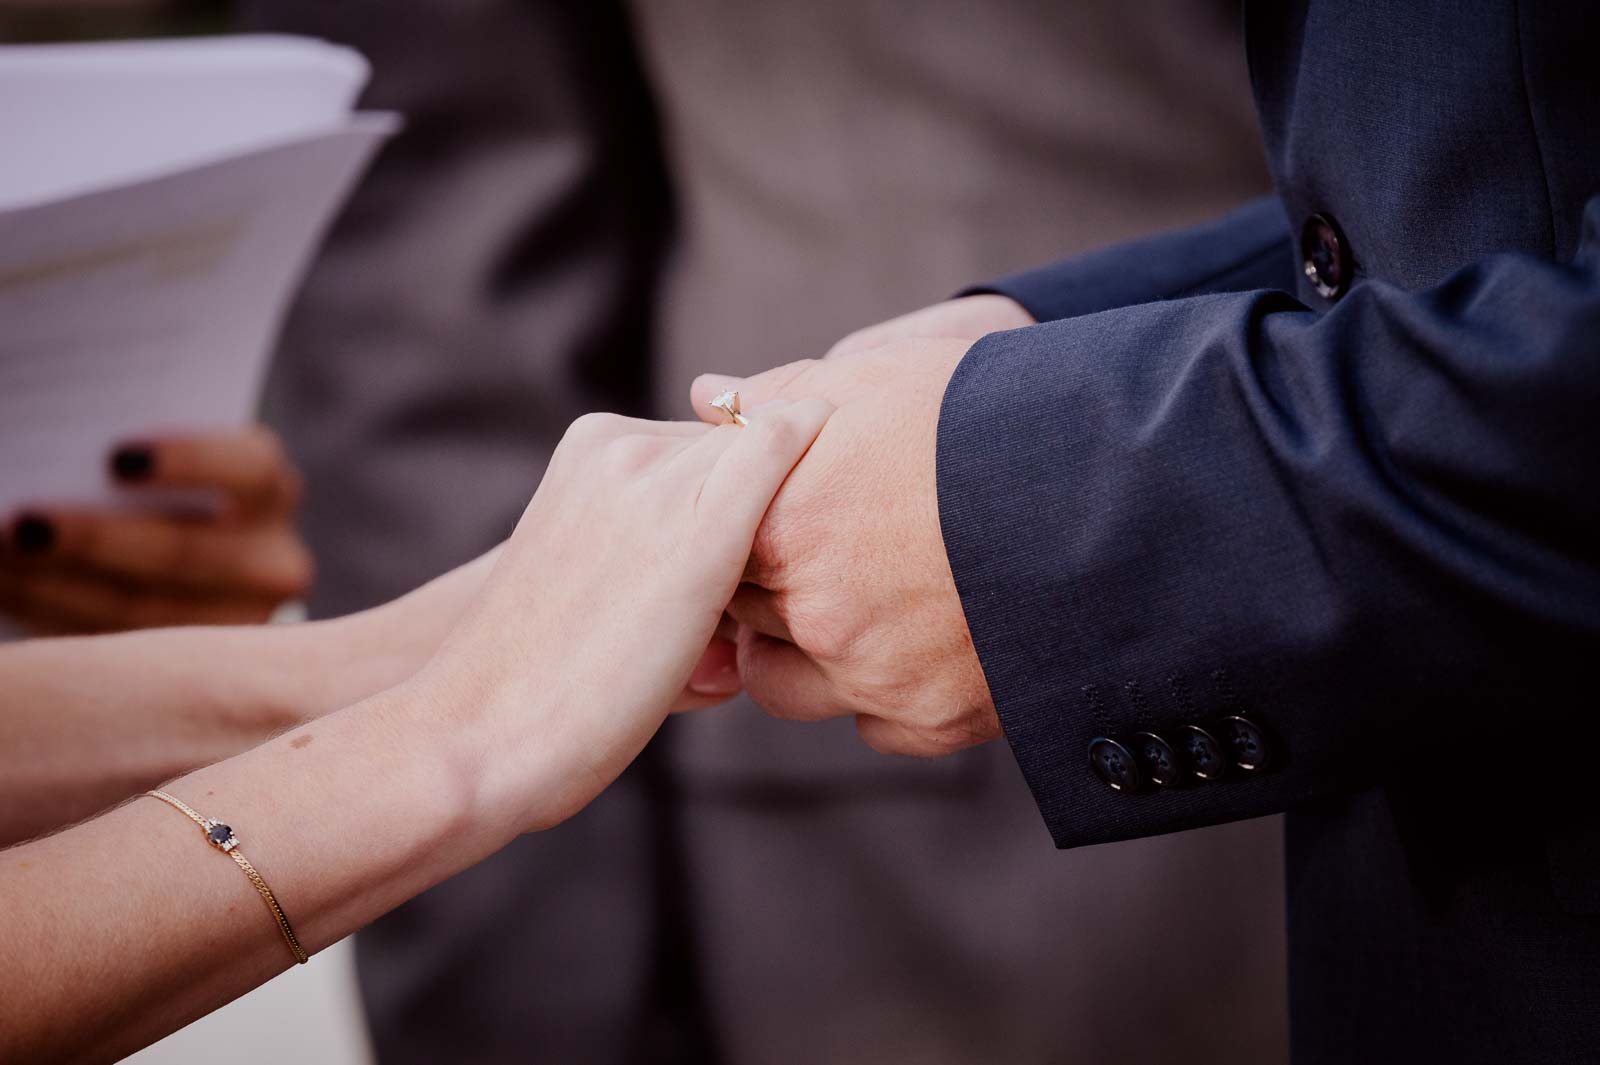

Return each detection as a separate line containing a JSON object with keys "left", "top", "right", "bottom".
{"left": 401, "top": 645, "right": 511, "bottom": 821}
{"left": 293, "top": 611, "right": 432, "bottom": 715}
{"left": 377, "top": 658, "right": 555, "bottom": 841}
{"left": 296, "top": 549, "right": 503, "bottom": 718}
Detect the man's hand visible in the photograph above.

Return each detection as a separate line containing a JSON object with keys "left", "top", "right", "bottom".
{"left": 825, "top": 293, "right": 1034, "bottom": 360}
{"left": 690, "top": 338, "right": 1001, "bottom": 757}
{"left": 0, "top": 427, "right": 313, "bottom": 634}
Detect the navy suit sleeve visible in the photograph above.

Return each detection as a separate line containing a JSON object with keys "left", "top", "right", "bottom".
{"left": 938, "top": 196, "right": 1600, "bottom": 849}
{"left": 966, "top": 195, "right": 1296, "bottom": 321}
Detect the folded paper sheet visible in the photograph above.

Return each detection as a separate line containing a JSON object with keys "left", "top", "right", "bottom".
{"left": 0, "top": 35, "right": 394, "bottom": 517}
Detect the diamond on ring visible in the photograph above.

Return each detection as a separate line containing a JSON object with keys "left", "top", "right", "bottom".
{"left": 710, "top": 389, "right": 749, "bottom": 427}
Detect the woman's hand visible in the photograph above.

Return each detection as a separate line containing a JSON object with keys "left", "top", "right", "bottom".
{"left": 0, "top": 426, "right": 313, "bottom": 634}
{"left": 0, "top": 400, "right": 829, "bottom": 1063}
{"left": 422, "top": 399, "right": 834, "bottom": 833}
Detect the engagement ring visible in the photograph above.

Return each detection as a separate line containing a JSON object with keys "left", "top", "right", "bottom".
{"left": 710, "top": 389, "right": 749, "bottom": 427}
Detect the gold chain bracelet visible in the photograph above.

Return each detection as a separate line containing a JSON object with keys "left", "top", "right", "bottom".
{"left": 144, "top": 790, "right": 309, "bottom": 965}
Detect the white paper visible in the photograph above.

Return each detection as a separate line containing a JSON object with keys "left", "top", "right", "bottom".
{"left": 0, "top": 36, "right": 392, "bottom": 520}
{"left": 0, "top": 115, "right": 394, "bottom": 516}
{"left": 0, "top": 35, "right": 369, "bottom": 209}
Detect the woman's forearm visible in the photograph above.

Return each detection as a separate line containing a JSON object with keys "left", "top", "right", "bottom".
{"left": 0, "top": 401, "right": 829, "bottom": 1064}
{"left": 0, "top": 621, "right": 353, "bottom": 843}
{"left": 0, "top": 551, "right": 497, "bottom": 844}
{"left": 0, "top": 676, "right": 503, "bottom": 1065}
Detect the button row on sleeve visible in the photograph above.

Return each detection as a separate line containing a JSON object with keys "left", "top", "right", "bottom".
{"left": 1088, "top": 715, "right": 1272, "bottom": 794}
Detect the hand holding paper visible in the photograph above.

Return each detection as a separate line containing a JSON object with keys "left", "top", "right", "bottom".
{"left": 0, "top": 35, "right": 393, "bottom": 518}
{"left": 0, "top": 427, "right": 313, "bottom": 633}
{"left": 0, "top": 35, "right": 394, "bottom": 632}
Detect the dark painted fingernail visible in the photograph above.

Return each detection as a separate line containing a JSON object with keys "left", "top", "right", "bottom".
{"left": 11, "top": 514, "right": 55, "bottom": 554}
{"left": 111, "top": 444, "right": 155, "bottom": 482}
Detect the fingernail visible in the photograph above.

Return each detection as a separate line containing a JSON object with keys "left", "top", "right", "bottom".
{"left": 110, "top": 443, "right": 155, "bottom": 482}
{"left": 10, "top": 514, "right": 55, "bottom": 554}
{"left": 689, "top": 663, "right": 743, "bottom": 696}
{"left": 689, "top": 640, "right": 743, "bottom": 695}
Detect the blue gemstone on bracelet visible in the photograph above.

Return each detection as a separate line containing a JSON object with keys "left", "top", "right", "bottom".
{"left": 208, "top": 824, "right": 234, "bottom": 847}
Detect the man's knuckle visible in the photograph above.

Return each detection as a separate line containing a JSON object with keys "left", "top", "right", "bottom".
{"left": 855, "top": 716, "right": 905, "bottom": 755}
{"left": 918, "top": 726, "right": 973, "bottom": 759}
{"left": 736, "top": 647, "right": 785, "bottom": 713}
{"left": 789, "top": 604, "right": 859, "bottom": 663}
{"left": 747, "top": 514, "right": 793, "bottom": 581}
{"left": 825, "top": 327, "right": 874, "bottom": 359}
{"left": 764, "top": 358, "right": 822, "bottom": 398}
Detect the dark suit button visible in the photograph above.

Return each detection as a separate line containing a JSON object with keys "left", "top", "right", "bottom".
{"left": 1088, "top": 737, "right": 1141, "bottom": 793}
{"left": 1301, "top": 212, "right": 1352, "bottom": 300}
{"left": 1177, "top": 724, "right": 1226, "bottom": 781}
{"left": 1132, "top": 732, "right": 1182, "bottom": 787}
{"left": 1220, "top": 715, "right": 1272, "bottom": 771}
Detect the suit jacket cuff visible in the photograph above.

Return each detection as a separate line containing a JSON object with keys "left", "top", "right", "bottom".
{"left": 937, "top": 301, "right": 1341, "bottom": 850}
{"left": 962, "top": 195, "right": 1296, "bottom": 322}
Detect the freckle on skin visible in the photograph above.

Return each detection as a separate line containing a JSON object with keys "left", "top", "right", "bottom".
{"left": 290, "top": 734, "right": 313, "bottom": 749}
